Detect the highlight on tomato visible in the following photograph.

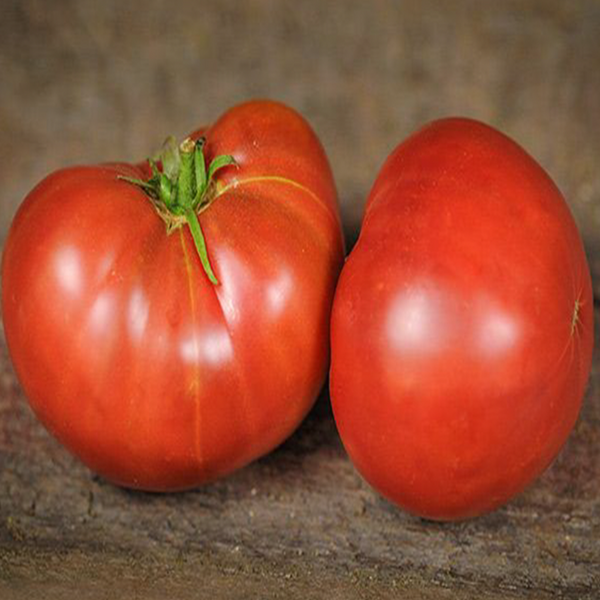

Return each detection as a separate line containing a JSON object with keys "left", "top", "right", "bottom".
{"left": 2, "top": 100, "right": 344, "bottom": 491}
{"left": 330, "top": 118, "right": 594, "bottom": 520}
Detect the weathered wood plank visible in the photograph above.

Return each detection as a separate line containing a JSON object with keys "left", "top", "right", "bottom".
{"left": 1, "top": 313, "right": 600, "bottom": 598}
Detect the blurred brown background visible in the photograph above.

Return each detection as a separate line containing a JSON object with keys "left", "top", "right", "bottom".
{"left": 2, "top": 1, "right": 600, "bottom": 598}
{"left": 2, "top": 0, "right": 600, "bottom": 258}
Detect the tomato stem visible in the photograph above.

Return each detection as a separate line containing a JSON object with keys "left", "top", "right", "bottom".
{"left": 176, "top": 139, "right": 196, "bottom": 211}
{"left": 194, "top": 138, "right": 208, "bottom": 200}
{"left": 119, "top": 136, "right": 236, "bottom": 285}
{"left": 185, "top": 209, "right": 219, "bottom": 285}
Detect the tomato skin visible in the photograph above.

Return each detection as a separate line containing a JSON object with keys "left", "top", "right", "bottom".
{"left": 330, "top": 118, "right": 594, "bottom": 520}
{"left": 2, "top": 100, "right": 344, "bottom": 491}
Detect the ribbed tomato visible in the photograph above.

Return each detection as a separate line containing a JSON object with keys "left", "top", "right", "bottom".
{"left": 330, "top": 118, "right": 593, "bottom": 520}
{"left": 3, "top": 100, "right": 344, "bottom": 490}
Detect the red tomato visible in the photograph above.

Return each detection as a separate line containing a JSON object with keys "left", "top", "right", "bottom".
{"left": 2, "top": 100, "right": 344, "bottom": 491}
{"left": 330, "top": 118, "right": 593, "bottom": 520}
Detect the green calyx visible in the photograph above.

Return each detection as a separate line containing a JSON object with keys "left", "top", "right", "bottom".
{"left": 120, "top": 137, "right": 236, "bottom": 285}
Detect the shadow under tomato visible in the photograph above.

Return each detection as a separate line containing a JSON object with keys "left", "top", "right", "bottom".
{"left": 254, "top": 381, "right": 343, "bottom": 467}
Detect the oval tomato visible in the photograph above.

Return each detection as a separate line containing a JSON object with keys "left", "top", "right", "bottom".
{"left": 2, "top": 100, "right": 344, "bottom": 491}
{"left": 330, "top": 118, "right": 594, "bottom": 520}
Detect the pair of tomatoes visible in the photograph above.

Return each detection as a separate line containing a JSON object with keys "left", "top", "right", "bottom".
{"left": 2, "top": 101, "right": 593, "bottom": 520}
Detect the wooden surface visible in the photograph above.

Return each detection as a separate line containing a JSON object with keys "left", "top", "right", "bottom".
{"left": 1, "top": 0, "right": 600, "bottom": 597}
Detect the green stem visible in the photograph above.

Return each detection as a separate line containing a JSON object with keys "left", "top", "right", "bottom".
{"left": 194, "top": 137, "right": 208, "bottom": 197}
{"left": 119, "top": 136, "right": 236, "bottom": 285}
{"left": 176, "top": 139, "right": 196, "bottom": 211}
{"left": 184, "top": 208, "right": 218, "bottom": 285}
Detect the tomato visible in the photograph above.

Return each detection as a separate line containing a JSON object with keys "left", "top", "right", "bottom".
{"left": 330, "top": 118, "right": 594, "bottom": 520}
{"left": 2, "top": 100, "right": 344, "bottom": 491}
